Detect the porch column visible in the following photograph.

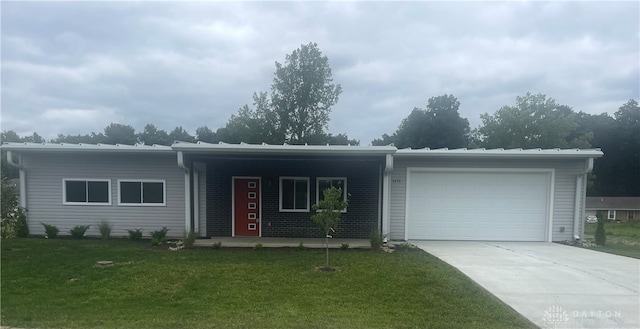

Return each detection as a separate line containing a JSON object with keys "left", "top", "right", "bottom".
{"left": 382, "top": 154, "right": 393, "bottom": 237}
{"left": 177, "top": 151, "right": 192, "bottom": 235}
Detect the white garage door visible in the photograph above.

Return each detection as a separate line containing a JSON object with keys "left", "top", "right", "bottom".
{"left": 406, "top": 170, "right": 551, "bottom": 241}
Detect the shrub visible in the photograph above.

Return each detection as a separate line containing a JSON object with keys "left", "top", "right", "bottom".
{"left": 254, "top": 243, "right": 263, "bottom": 250}
{"left": 298, "top": 241, "right": 305, "bottom": 250}
{"left": 370, "top": 229, "right": 386, "bottom": 251}
{"left": 42, "top": 223, "right": 59, "bottom": 239}
{"left": 70, "top": 225, "right": 90, "bottom": 239}
{"left": 1, "top": 177, "right": 28, "bottom": 239}
{"left": 340, "top": 242, "right": 349, "bottom": 250}
{"left": 395, "top": 243, "right": 417, "bottom": 251}
{"left": 595, "top": 211, "right": 606, "bottom": 246}
{"left": 97, "top": 220, "right": 113, "bottom": 240}
{"left": 127, "top": 228, "right": 143, "bottom": 241}
{"left": 15, "top": 208, "right": 29, "bottom": 238}
{"left": 212, "top": 241, "right": 222, "bottom": 249}
{"left": 2, "top": 208, "right": 28, "bottom": 239}
{"left": 1, "top": 218, "right": 17, "bottom": 239}
{"left": 183, "top": 230, "right": 197, "bottom": 249}
{"left": 150, "top": 227, "right": 169, "bottom": 246}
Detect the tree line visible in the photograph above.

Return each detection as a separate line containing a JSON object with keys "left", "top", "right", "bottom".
{"left": 371, "top": 93, "right": 638, "bottom": 197}
{"left": 1, "top": 42, "right": 638, "bottom": 196}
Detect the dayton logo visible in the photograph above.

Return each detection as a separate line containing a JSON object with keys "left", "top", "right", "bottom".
{"left": 543, "top": 305, "right": 569, "bottom": 328}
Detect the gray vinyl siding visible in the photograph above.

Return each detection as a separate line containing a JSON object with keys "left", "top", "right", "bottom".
{"left": 390, "top": 157, "right": 587, "bottom": 242}
{"left": 22, "top": 152, "right": 185, "bottom": 238}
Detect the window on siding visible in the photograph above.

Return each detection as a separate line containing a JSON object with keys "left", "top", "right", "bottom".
{"left": 119, "top": 180, "right": 166, "bottom": 206}
{"left": 317, "top": 178, "right": 347, "bottom": 202}
{"left": 316, "top": 177, "right": 348, "bottom": 213}
{"left": 63, "top": 179, "right": 110, "bottom": 205}
{"left": 607, "top": 210, "right": 616, "bottom": 220}
{"left": 280, "top": 177, "right": 309, "bottom": 212}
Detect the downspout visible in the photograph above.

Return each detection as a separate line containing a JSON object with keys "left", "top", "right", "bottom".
{"left": 193, "top": 167, "right": 199, "bottom": 234}
{"left": 7, "top": 151, "right": 27, "bottom": 209}
{"left": 177, "top": 151, "right": 192, "bottom": 235}
{"left": 573, "top": 158, "right": 594, "bottom": 241}
{"left": 382, "top": 154, "right": 393, "bottom": 239}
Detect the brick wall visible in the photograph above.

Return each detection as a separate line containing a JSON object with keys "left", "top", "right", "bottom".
{"left": 205, "top": 156, "right": 383, "bottom": 238}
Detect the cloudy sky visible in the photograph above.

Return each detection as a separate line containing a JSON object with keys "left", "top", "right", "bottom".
{"left": 2, "top": 1, "right": 638, "bottom": 145}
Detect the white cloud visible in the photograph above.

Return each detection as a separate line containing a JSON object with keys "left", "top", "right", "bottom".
{"left": 2, "top": 36, "right": 42, "bottom": 56}
{"left": 39, "top": 108, "right": 123, "bottom": 136}
{"left": 1, "top": 1, "right": 638, "bottom": 144}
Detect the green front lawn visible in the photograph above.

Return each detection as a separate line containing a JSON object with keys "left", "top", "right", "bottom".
{"left": 1, "top": 239, "right": 535, "bottom": 329}
{"left": 583, "top": 221, "right": 640, "bottom": 259}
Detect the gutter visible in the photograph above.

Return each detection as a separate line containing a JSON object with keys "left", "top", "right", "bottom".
{"left": 6, "top": 151, "right": 27, "bottom": 208}
{"left": 395, "top": 150, "right": 604, "bottom": 159}
{"left": 171, "top": 142, "right": 397, "bottom": 156}
{"left": 177, "top": 151, "right": 192, "bottom": 234}
{"left": 573, "top": 158, "right": 594, "bottom": 241}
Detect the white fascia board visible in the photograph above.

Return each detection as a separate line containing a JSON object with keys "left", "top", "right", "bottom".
{"left": 0, "top": 143, "right": 174, "bottom": 154}
{"left": 395, "top": 148, "right": 604, "bottom": 159}
{"left": 171, "top": 142, "right": 397, "bottom": 156}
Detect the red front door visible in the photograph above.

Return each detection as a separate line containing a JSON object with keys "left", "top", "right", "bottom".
{"left": 234, "top": 178, "right": 260, "bottom": 236}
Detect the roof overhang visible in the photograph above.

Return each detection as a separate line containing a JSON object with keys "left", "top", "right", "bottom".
{"left": 171, "top": 141, "right": 397, "bottom": 156}
{"left": 1, "top": 142, "right": 605, "bottom": 160}
{"left": 395, "top": 148, "right": 604, "bottom": 159}
{"left": 1, "top": 142, "right": 174, "bottom": 154}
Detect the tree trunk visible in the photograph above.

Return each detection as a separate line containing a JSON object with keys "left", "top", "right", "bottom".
{"left": 325, "top": 231, "right": 329, "bottom": 267}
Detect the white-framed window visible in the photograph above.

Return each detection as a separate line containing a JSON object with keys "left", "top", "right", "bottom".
{"left": 63, "top": 179, "right": 111, "bottom": 205}
{"left": 607, "top": 210, "right": 616, "bottom": 220}
{"left": 279, "top": 177, "right": 309, "bottom": 212}
{"left": 118, "top": 180, "right": 166, "bottom": 206}
{"left": 316, "top": 177, "right": 347, "bottom": 212}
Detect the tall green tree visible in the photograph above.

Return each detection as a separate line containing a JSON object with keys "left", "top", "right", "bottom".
{"left": 573, "top": 112, "right": 617, "bottom": 196}
{"left": 195, "top": 126, "right": 217, "bottom": 143}
{"left": 610, "top": 99, "right": 640, "bottom": 195}
{"left": 215, "top": 92, "right": 282, "bottom": 144}
{"left": 215, "top": 43, "right": 353, "bottom": 145}
{"left": 325, "top": 133, "right": 359, "bottom": 146}
{"left": 51, "top": 133, "right": 97, "bottom": 144}
{"left": 104, "top": 123, "right": 137, "bottom": 145}
{"left": 1, "top": 130, "right": 24, "bottom": 179}
{"left": 270, "top": 42, "right": 342, "bottom": 144}
{"left": 168, "top": 126, "right": 196, "bottom": 143}
{"left": 373, "top": 94, "right": 470, "bottom": 149}
{"left": 137, "top": 124, "right": 170, "bottom": 145}
{"left": 22, "top": 132, "right": 45, "bottom": 143}
{"left": 477, "top": 92, "right": 592, "bottom": 149}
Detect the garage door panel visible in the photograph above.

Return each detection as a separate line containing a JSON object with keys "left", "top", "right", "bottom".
{"left": 407, "top": 171, "right": 550, "bottom": 241}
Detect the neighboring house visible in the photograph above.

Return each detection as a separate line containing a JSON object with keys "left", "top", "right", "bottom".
{"left": 1, "top": 142, "right": 603, "bottom": 242}
{"left": 586, "top": 197, "right": 640, "bottom": 221}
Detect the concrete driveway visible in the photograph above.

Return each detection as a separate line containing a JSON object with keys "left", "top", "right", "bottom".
{"left": 411, "top": 241, "right": 639, "bottom": 329}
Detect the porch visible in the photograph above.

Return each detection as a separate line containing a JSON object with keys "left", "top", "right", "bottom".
{"left": 193, "top": 237, "right": 371, "bottom": 249}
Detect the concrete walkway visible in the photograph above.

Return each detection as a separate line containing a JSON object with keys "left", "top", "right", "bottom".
{"left": 412, "top": 241, "right": 639, "bottom": 329}
{"left": 194, "top": 237, "right": 370, "bottom": 249}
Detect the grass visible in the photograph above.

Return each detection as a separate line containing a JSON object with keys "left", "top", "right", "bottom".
{"left": 1, "top": 239, "right": 535, "bottom": 329}
{"left": 583, "top": 221, "right": 640, "bottom": 259}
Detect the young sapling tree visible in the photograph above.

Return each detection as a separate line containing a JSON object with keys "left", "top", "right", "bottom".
{"left": 311, "top": 186, "right": 348, "bottom": 269}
